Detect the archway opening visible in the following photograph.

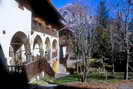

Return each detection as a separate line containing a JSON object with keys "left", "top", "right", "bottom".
{"left": 52, "top": 39, "right": 58, "bottom": 58}
{"left": 33, "top": 35, "right": 43, "bottom": 57}
{"left": 45, "top": 37, "right": 51, "bottom": 61}
{"left": 10, "top": 31, "right": 30, "bottom": 65}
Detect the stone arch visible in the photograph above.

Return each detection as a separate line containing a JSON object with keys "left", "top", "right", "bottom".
{"left": 45, "top": 37, "right": 51, "bottom": 61}
{"left": 10, "top": 31, "right": 31, "bottom": 64}
{"left": 52, "top": 39, "right": 58, "bottom": 58}
{"left": 33, "top": 35, "right": 43, "bottom": 57}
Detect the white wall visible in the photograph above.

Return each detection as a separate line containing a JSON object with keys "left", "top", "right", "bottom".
{"left": 31, "top": 31, "right": 60, "bottom": 62}
{"left": 0, "top": 0, "right": 31, "bottom": 64}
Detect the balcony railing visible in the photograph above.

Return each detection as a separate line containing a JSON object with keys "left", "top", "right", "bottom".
{"left": 32, "top": 23, "right": 58, "bottom": 37}
{"left": 8, "top": 57, "right": 55, "bottom": 80}
{"left": 8, "top": 65, "right": 23, "bottom": 73}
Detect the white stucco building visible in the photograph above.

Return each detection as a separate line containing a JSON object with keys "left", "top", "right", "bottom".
{"left": 0, "top": 0, "right": 63, "bottom": 75}
{"left": 0, "top": 0, "right": 31, "bottom": 64}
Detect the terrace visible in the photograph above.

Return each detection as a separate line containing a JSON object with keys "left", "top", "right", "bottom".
{"left": 8, "top": 57, "right": 55, "bottom": 81}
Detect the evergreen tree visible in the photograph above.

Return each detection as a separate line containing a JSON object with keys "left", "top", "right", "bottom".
{"left": 128, "top": 18, "right": 133, "bottom": 32}
{"left": 97, "top": 0, "right": 109, "bottom": 28}
{"left": 92, "top": 26, "right": 111, "bottom": 58}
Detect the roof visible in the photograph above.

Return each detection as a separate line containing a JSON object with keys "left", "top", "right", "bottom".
{"left": 15, "top": 0, "right": 64, "bottom": 30}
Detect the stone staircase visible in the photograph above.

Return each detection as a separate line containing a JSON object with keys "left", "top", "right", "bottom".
{"left": 55, "top": 64, "right": 69, "bottom": 79}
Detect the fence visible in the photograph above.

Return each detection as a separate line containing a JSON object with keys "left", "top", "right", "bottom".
{"left": 8, "top": 57, "right": 55, "bottom": 80}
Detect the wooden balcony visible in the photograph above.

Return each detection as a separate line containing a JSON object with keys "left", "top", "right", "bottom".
{"left": 32, "top": 22, "right": 58, "bottom": 37}
{"left": 8, "top": 57, "right": 55, "bottom": 81}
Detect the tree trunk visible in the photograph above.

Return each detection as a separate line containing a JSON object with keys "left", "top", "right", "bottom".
{"left": 112, "top": 52, "right": 115, "bottom": 76}
{"left": 124, "top": 50, "right": 129, "bottom": 80}
{"left": 110, "top": 24, "right": 115, "bottom": 76}
{"left": 112, "top": 62, "right": 115, "bottom": 75}
{"left": 105, "top": 70, "right": 108, "bottom": 80}
{"left": 111, "top": 51, "right": 115, "bottom": 76}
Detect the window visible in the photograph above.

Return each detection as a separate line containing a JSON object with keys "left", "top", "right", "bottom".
{"left": 2, "top": 30, "right": 6, "bottom": 34}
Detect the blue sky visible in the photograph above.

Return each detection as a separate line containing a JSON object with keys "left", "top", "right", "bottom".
{"left": 51, "top": 0, "right": 117, "bottom": 8}
{"left": 51, "top": 0, "right": 121, "bottom": 17}
{"left": 52, "top": 0, "right": 73, "bottom": 8}
{"left": 51, "top": 0, "right": 101, "bottom": 9}
{"left": 51, "top": 0, "right": 101, "bottom": 15}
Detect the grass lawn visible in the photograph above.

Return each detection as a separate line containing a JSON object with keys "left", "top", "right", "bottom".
{"left": 32, "top": 74, "right": 54, "bottom": 85}
{"left": 54, "top": 72, "right": 133, "bottom": 84}
{"left": 31, "top": 72, "right": 133, "bottom": 85}
{"left": 32, "top": 79, "right": 49, "bottom": 85}
{"left": 54, "top": 74, "right": 80, "bottom": 84}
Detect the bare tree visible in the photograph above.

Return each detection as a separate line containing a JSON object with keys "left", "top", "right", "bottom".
{"left": 73, "top": 4, "right": 91, "bottom": 82}
{"left": 61, "top": 3, "right": 91, "bottom": 82}
{"left": 110, "top": 0, "right": 133, "bottom": 80}
{"left": 119, "top": 0, "right": 133, "bottom": 80}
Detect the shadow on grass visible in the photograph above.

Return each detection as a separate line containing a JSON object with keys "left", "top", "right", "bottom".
{"left": 54, "top": 72, "right": 133, "bottom": 84}
{"left": 54, "top": 74, "right": 80, "bottom": 84}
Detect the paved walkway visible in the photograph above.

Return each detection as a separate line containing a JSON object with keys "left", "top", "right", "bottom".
{"left": 28, "top": 80, "right": 133, "bottom": 89}
{"left": 59, "top": 80, "right": 133, "bottom": 89}
{"left": 29, "top": 84, "right": 57, "bottom": 89}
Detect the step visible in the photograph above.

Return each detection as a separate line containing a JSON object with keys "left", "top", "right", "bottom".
{"left": 55, "top": 72, "right": 69, "bottom": 79}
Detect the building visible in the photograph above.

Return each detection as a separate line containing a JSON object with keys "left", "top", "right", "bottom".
{"left": 0, "top": 0, "right": 66, "bottom": 80}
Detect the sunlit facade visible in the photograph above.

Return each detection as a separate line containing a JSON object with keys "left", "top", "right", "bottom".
{"left": 0, "top": 0, "right": 61, "bottom": 76}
